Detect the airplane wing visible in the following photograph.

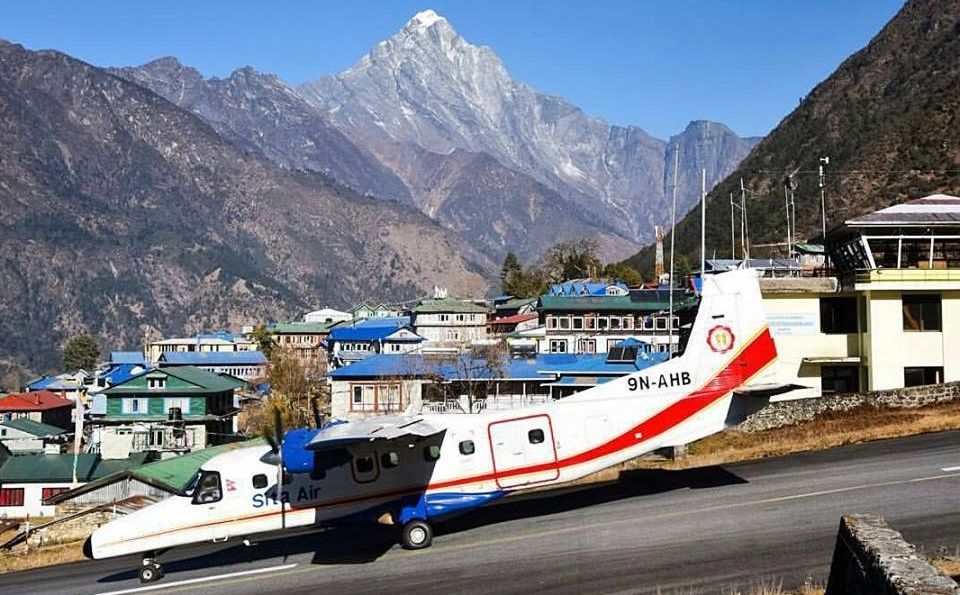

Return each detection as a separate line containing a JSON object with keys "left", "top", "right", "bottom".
{"left": 306, "top": 415, "right": 445, "bottom": 452}
{"left": 733, "top": 383, "right": 807, "bottom": 398}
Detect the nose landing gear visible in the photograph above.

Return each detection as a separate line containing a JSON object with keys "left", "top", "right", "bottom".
{"left": 401, "top": 519, "right": 433, "bottom": 550}
{"left": 139, "top": 552, "right": 164, "bottom": 583}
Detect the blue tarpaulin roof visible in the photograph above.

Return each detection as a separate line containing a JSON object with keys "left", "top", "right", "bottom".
{"left": 100, "top": 363, "right": 147, "bottom": 386}
{"left": 111, "top": 351, "right": 146, "bottom": 365}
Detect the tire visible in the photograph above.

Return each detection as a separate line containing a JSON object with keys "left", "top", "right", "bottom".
{"left": 401, "top": 519, "right": 433, "bottom": 550}
{"left": 139, "top": 564, "right": 160, "bottom": 583}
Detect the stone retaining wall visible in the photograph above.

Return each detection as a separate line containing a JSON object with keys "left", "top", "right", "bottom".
{"left": 825, "top": 514, "right": 959, "bottom": 594}
{"left": 739, "top": 381, "right": 960, "bottom": 433}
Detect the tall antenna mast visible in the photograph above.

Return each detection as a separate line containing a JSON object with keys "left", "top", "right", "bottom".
{"left": 739, "top": 178, "right": 749, "bottom": 262}
{"left": 668, "top": 144, "right": 679, "bottom": 358}
{"left": 784, "top": 176, "right": 792, "bottom": 258}
{"left": 654, "top": 225, "right": 665, "bottom": 279}
{"left": 818, "top": 156, "right": 829, "bottom": 239}
{"left": 700, "top": 168, "right": 706, "bottom": 281}
{"left": 729, "top": 192, "right": 736, "bottom": 259}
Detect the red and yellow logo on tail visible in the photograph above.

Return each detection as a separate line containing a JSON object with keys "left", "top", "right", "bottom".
{"left": 707, "top": 325, "right": 735, "bottom": 353}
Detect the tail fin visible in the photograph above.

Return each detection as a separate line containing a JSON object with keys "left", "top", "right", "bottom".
{"left": 680, "top": 269, "right": 778, "bottom": 389}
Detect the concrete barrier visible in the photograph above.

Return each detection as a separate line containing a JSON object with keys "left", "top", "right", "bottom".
{"left": 825, "top": 514, "right": 959, "bottom": 594}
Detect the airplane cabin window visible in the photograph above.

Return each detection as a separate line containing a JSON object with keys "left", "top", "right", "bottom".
{"left": 252, "top": 474, "right": 268, "bottom": 489}
{"left": 528, "top": 429, "right": 545, "bottom": 444}
{"left": 192, "top": 471, "right": 222, "bottom": 504}
{"left": 381, "top": 452, "right": 400, "bottom": 468}
{"left": 424, "top": 444, "right": 441, "bottom": 462}
{"left": 355, "top": 456, "right": 375, "bottom": 473}
{"left": 459, "top": 440, "right": 475, "bottom": 455}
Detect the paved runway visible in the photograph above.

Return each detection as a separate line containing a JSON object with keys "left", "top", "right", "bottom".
{"left": 2, "top": 431, "right": 960, "bottom": 594}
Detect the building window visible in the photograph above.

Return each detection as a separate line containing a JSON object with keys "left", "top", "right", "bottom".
{"left": 623, "top": 317, "right": 634, "bottom": 330}
{"left": 572, "top": 317, "right": 584, "bottom": 330}
{"left": 654, "top": 318, "right": 667, "bottom": 331}
{"left": 41, "top": 487, "right": 69, "bottom": 502}
{"left": 820, "top": 297, "right": 858, "bottom": 334}
{"left": 456, "top": 314, "right": 465, "bottom": 322}
{"left": 821, "top": 366, "right": 860, "bottom": 395}
{"left": 597, "top": 317, "right": 608, "bottom": 331}
{"left": 904, "top": 367, "right": 943, "bottom": 387}
{"left": 122, "top": 398, "right": 144, "bottom": 414}
{"left": 439, "top": 314, "right": 449, "bottom": 322}
{"left": 609, "top": 317, "right": 621, "bottom": 331}
{"left": 577, "top": 338, "right": 596, "bottom": 353}
{"left": 549, "top": 339, "right": 568, "bottom": 353}
{"left": 147, "top": 377, "right": 166, "bottom": 390}
{"left": 585, "top": 317, "right": 596, "bottom": 330}
{"left": 0, "top": 488, "right": 25, "bottom": 507}
{"left": 547, "top": 316, "right": 557, "bottom": 330}
{"left": 642, "top": 317, "right": 655, "bottom": 331}
{"left": 351, "top": 385, "right": 376, "bottom": 411}
{"left": 558, "top": 317, "right": 570, "bottom": 330}
{"left": 164, "top": 398, "right": 191, "bottom": 415}
{"left": 380, "top": 384, "right": 403, "bottom": 413}
{"left": 902, "top": 295, "right": 941, "bottom": 331}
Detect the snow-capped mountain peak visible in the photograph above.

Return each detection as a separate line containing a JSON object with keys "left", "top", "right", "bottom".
{"left": 408, "top": 8, "right": 446, "bottom": 30}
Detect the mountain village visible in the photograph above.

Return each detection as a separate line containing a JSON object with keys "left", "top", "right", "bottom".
{"left": 2, "top": 194, "right": 959, "bottom": 536}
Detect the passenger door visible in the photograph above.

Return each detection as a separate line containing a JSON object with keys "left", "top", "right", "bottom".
{"left": 488, "top": 414, "right": 559, "bottom": 489}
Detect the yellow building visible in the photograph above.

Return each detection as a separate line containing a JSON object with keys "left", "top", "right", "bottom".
{"left": 760, "top": 194, "right": 960, "bottom": 396}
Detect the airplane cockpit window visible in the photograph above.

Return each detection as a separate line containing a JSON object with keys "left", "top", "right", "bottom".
{"left": 528, "top": 429, "right": 545, "bottom": 444}
{"left": 459, "top": 440, "right": 475, "bottom": 455}
{"left": 381, "top": 452, "right": 400, "bottom": 468}
{"left": 252, "top": 474, "right": 268, "bottom": 489}
{"left": 184, "top": 471, "right": 201, "bottom": 496}
{"left": 192, "top": 471, "right": 222, "bottom": 504}
{"left": 424, "top": 444, "right": 441, "bottom": 462}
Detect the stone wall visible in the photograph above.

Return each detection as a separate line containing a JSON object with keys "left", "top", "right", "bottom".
{"left": 739, "top": 381, "right": 960, "bottom": 433}
{"left": 825, "top": 514, "right": 959, "bottom": 594}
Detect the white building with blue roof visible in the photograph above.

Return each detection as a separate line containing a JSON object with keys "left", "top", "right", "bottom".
{"left": 327, "top": 317, "right": 425, "bottom": 370}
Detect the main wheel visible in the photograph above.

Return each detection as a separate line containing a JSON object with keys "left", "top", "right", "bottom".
{"left": 139, "top": 563, "right": 162, "bottom": 583}
{"left": 401, "top": 519, "right": 433, "bottom": 550}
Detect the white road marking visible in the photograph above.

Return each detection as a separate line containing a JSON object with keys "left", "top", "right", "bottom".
{"left": 941, "top": 466, "right": 960, "bottom": 472}
{"left": 95, "top": 563, "right": 298, "bottom": 595}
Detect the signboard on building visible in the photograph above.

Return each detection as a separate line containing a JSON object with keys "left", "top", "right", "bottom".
{"left": 767, "top": 313, "right": 817, "bottom": 337}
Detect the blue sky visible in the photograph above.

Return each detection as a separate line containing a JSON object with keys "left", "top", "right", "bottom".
{"left": 2, "top": 1, "right": 904, "bottom": 139}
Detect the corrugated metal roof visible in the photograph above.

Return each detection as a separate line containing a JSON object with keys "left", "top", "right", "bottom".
{"left": 0, "top": 418, "right": 67, "bottom": 437}
{"left": 0, "top": 453, "right": 149, "bottom": 483}
{"left": 413, "top": 297, "right": 488, "bottom": 314}
{"left": 329, "top": 325, "right": 422, "bottom": 342}
{"left": 537, "top": 294, "right": 686, "bottom": 312}
{"left": 103, "top": 366, "right": 246, "bottom": 395}
{"left": 111, "top": 351, "right": 146, "bottom": 365}
{"left": 845, "top": 194, "right": 960, "bottom": 226}
{"left": 0, "top": 391, "right": 73, "bottom": 411}
{"left": 159, "top": 351, "right": 267, "bottom": 366}
{"left": 268, "top": 321, "right": 339, "bottom": 334}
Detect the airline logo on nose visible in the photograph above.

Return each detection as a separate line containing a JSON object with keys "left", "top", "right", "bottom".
{"left": 707, "top": 325, "right": 735, "bottom": 353}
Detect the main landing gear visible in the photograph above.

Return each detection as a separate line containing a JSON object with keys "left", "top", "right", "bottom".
{"left": 139, "top": 552, "right": 165, "bottom": 583}
{"left": 401, "top": 519, "right": 433, "bottom": 550}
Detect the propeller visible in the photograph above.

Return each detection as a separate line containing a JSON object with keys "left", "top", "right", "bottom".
{"left": 311, "top": 397, "right": 324, "bottom": 429}
{"left": 259, "top": 405, "right": 284, "bottom": 466}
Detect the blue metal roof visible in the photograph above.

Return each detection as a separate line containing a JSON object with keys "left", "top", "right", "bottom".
{"left": 329, "top": 318, "right": 420, "bottom": 342}
{"left": 25, "top": 376, "right": 57, "bottom": 391}
{"left": 100, "top": 363, "right": 148, "bottom": 386}
{"left": 547, "top": 279, "right": 629, "bottom": 297}
{"left": 111, "top": 351, "right": 146, "bottom": 365}
{"left": 329, "top": 351, "right": 661, "bottom": 381}
{"left": 158, "top": 351, "right": 267, "bottom": 366}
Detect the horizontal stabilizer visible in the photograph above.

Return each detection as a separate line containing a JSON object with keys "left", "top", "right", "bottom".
{"left": 306, "top": 415, "right": 444, "bottom": 452}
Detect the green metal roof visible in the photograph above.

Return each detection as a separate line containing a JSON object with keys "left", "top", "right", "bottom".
{"left": 413, "top": 297, "right": 488, "bottom": 314}
{"left": 497, "top": 297, "right": 537, "bottom": 310}
{"left": 269, "top": 322, "right": 338, "bottom": 334}
{"left": 47, "top": 438, "right": 267, "bottom": 502}
{"left": 538, "top": 294, "right": 686, "bottom": 312}
{"left": 103, "top": 365, "right": 245, "bottom": 395}
{"left": 0, "top": 418, "right": 67, "bottom": 438}
{"left": 0, "top": 453, "right": 150, "bottom": 483}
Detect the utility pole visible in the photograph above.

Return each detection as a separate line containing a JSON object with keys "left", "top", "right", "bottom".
{"left": 668, "top": 144, "right": 679, "bottom": 359}
{"left": 819, "top": 156, "right": 830, "bottom": 239}
{"left": 729, "top": 192, "right": 736, "bottom": 259}
{"left": 740, "top": 178, "right": 749, "bottom": 262}
{"left": 700, "top": 168, "right": 706, "bottom": 280}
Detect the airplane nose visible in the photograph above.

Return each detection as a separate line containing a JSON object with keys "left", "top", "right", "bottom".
{"left": 82, "top": 535, "right": 94, "bottom": 559}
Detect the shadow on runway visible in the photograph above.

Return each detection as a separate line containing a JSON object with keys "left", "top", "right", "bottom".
{"left": 96, "top": 465, "right": 745, "bottom": 584}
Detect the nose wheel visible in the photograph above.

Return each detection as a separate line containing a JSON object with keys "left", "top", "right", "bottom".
{"left": 139, "top": 553, "right": 164, "bottom": 583}
{"left": 401, "top": 519, "right": 433, "bottom": 550}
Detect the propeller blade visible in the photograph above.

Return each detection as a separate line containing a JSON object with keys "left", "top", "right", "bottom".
{"left": 273, "top": 405, "right": 283, "bottom": 447}
{"left": 311, "top": 397, "right": 323, "bottom": 429}
{"left": 265, "top": 433, "right": 279, "bottom": 453}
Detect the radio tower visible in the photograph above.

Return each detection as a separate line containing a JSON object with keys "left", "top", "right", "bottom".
{"left": 654, "top": 225, "right": 665, "bottom": 280}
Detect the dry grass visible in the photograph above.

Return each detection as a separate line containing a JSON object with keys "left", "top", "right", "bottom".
{"left": 0, "top": 541, "right": 84, "bottom": 574}
{"left": 932, "top": 556, "right": 960, "bottom": 578}
{"left": 669, "top": 401, "right": 960, "bottom": 469}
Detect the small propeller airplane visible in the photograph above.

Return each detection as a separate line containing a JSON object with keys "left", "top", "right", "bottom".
{"left": 84, "top": 269, "right": 797, "bottom": 583}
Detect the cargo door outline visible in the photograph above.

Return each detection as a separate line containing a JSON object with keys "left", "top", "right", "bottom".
{"left": 487, "top": 414, "right": 560, "bottom": 489}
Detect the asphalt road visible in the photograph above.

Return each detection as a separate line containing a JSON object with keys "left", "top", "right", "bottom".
{"left": 2, "top": 431, "right": 960, "bottom": 595}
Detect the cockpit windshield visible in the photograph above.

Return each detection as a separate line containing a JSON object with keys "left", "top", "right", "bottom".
{"left": 191, "top": 470, "right": 222, "bottom": 504}
{"left": 184, "top": 471, "right": 201, "bottom": 496}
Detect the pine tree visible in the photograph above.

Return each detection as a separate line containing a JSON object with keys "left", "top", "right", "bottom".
{"left": 62, "top": 333, "right": 100, "bottom": 371}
